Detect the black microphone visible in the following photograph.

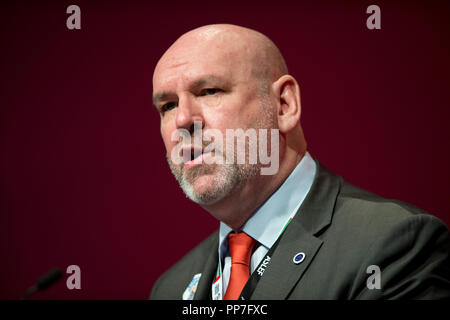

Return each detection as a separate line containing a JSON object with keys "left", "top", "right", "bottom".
{"left": 21, "top": 268, "right": 63, "bottom": 299}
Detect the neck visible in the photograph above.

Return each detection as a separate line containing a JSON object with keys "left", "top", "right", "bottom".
{"left": 202, "top": 148, "right": 305, "bottom": 230}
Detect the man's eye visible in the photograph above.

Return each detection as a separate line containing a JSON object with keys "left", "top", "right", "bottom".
{"left": 201, "top": 88, "right": 222, "bottom": 96}
{"left": 160, "top": 102, "right": 177, "bottom": 113}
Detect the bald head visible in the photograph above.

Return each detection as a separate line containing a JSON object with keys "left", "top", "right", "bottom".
{"left": 153, "top": 24, "right": 288, "bottom": 95}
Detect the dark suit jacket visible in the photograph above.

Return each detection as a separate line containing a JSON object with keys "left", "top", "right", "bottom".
{"left": 151, "top": 162, "right": 450, "bottom": 299}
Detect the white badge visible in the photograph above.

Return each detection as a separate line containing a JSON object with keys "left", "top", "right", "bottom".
{"left": 211, "top": 275, "right": 223, "bottom": 300}
{"left": 182, "top": 273, "right": 201, "bottom": 300}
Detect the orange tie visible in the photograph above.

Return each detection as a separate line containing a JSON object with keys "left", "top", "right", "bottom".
{"left": 223, "top": 232, "right": 256, "bottom": 300}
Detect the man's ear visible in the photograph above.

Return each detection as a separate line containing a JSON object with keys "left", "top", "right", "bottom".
{"left": 272, "top": 75, "right": 301, "bottom": 134}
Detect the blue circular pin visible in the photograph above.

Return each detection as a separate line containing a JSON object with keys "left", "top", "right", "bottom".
{"left": 293, "top": 252, "right": 306, "bottom": 264}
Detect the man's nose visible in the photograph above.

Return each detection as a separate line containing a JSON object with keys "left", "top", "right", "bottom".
{"left": 175, "top": 96, "right": 204, "bottom": 134}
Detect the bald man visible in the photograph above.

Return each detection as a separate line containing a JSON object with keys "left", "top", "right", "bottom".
{"left": 150, "top": 24, "right": 449, "bottom": 300}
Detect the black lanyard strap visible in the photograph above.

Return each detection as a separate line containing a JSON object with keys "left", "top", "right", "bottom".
{"left": 238, "top": 219, "right": 291, "bottom": 300}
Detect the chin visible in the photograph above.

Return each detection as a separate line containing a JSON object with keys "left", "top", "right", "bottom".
{"left": 182, "top": 173, "right": 233, "bottom": 206}
{"left": 191, "top": 174, "right": 216, "bottom": 192}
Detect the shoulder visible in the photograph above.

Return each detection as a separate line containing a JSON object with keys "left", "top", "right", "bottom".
{"left": 328, "top": 179, "right": 449, "bottom": 299}
{"left": 150, "top": 230, "right": 218, "bottom": 300}
{"left": 327, "top": 177, "right": 449, "bottom": 252}
{"left": 309, "top": 163, "right": 448, "bottom": 244}
{"left": 335, "top": 179, "right": 447, "bottom": 233}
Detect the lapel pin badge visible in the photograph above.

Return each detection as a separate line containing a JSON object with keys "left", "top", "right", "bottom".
{"left": 293, "top": 252, "right": 306, "bottom": 264}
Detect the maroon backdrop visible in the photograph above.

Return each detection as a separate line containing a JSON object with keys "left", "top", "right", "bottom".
{"left": 1, "top": 0, "right": 449, "bottom": 299}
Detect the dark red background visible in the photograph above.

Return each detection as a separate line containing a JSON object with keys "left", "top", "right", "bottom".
{"left": 1, "top": 0, "right": 449, "bottom": 299}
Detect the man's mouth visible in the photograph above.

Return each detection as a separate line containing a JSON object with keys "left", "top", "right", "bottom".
{"left": 181, "top": 145, "right": 206, "bottom": 169}
{"left": 181, "top": 145, "right": 202, "bottom": 161}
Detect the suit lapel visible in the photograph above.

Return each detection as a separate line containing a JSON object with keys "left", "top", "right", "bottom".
{"left": 193, "top": 233, "right": 219, "bottom": 300}
{"left": 251, "top": 162, "right": 341, "bottom": 299}
{"left": 251, "top": 220, "right": 323, "bottom": 299}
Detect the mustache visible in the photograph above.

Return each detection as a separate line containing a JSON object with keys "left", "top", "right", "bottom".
{"left": 175, "top": 140, "right": 224, "bottom": 164}
{"left": 166, "top": 152, "right": 217, "bottom": 184}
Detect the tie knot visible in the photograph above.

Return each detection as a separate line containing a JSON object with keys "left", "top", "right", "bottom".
{"left": 227, "top": 232, "right": 256, "bottom": 266}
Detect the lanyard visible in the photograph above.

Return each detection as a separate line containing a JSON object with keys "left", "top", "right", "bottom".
{"left": 211, "top": 255, "right": 223, "bottom": 300}
{"left": 212, "top": 218, "right": 293, "bottom": 300}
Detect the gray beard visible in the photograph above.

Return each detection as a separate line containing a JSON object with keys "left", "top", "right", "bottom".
{"left": 166, "top": 154, "right": 260, "bottom": 206}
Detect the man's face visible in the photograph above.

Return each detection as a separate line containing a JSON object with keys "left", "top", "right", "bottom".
{"left": 153, "top": 34, "right": 275, "bottom": 206}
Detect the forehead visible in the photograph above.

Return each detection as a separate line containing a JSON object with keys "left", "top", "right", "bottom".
{"left": 153, "top": 37, "right": 250, "bottom": 93}
{"left": 154, "top": 58, "right": 230, "bottom": 90}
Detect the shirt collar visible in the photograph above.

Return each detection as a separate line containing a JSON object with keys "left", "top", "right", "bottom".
{"left": 219, "top": 152, "right": 317, "bottom": 258}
